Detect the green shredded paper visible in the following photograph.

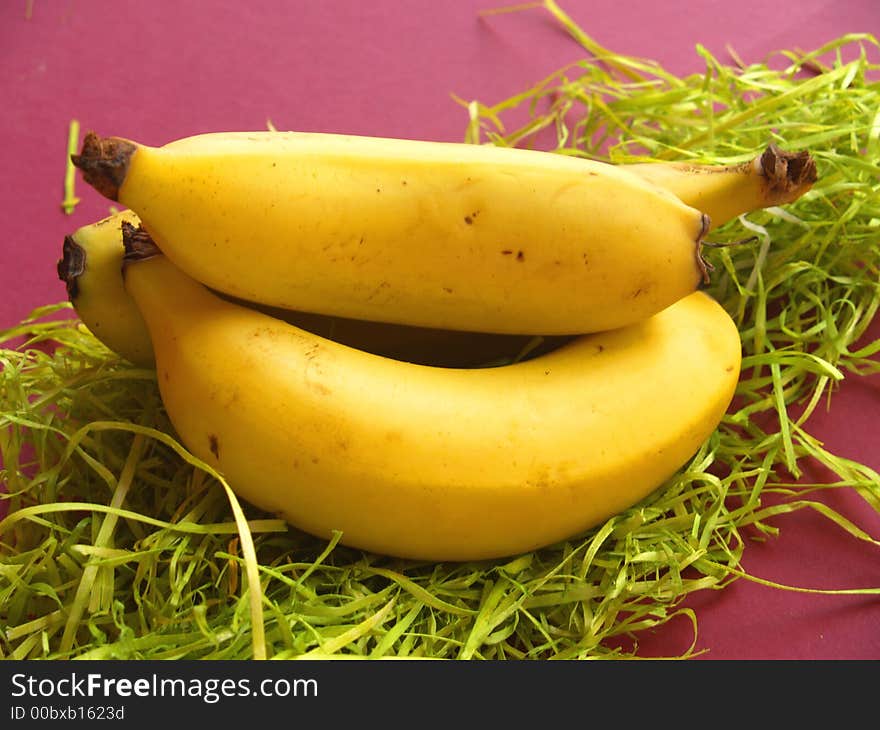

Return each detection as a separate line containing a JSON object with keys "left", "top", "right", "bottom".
{"left": 2, "top": 4, "right": 880, "bottom": 659}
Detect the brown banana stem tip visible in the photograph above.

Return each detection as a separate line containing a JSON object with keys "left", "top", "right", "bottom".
{"left": 696, "top": 144, "right": 817, "bottom": 287}
{"left": 120, "top": 221, "right": 162, "bottom": 263}
{"left": 70, "top": 132, "right": 136, "bottom": 201}
{"left": 57, "top": 235, "right": 86, "bottom": 301}
{"left": 759, "top": 144, "right": 818, "bottom": 201}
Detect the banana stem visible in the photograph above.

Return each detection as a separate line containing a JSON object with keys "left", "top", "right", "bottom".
{"left": 57, "top": 235, "right": 86, "bottom": 301}
{"left": 695, "top": 213, "right": 713, "bottom": 285}
{"left": 625, "top": 144, "right": 818, "bottom": 230}
{"left": 121, "top": 221, "right": 162, "bottom": 262}
{"left": 758, "top": 143, "right": 817, "bottom": 198}
{"left": 71, "top": 131, "right": 136, "bottom": 201}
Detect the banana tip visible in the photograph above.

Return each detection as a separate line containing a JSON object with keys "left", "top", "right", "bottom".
{"left": 70, "top": 131, "right": 136, "bottom": 202}
{"left": 121, "top": 221, "right": 163, "bottom": 263}
{"left": 760, "top": 144, "right": 818, "bottom": 198}
{"left": 57, "top": 235, "right": 85, "bottom": 301}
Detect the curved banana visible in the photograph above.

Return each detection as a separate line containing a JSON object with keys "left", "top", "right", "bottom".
{"left": 62, "top": 142, "right": 815, "bottom": 365}
{"left": 59, "top": 211, "right": 559, "bottom": 368}
{"left": 121, "top": 224, "right": 742, "bottom": 562}
{"left": 621, "top": 144, "right": 817, "bottom": 230}
{"left": 57, "top": 209, "right": 155, "bottom": 366}
{"left": 73, "top": 130, "right": 711, "bottom": 335}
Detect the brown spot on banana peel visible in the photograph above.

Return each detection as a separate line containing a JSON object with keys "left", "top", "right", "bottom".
{"left": 70, "top": 131, "right": 136, "bottom": 202}
{"left": 57, "top": 235, "right": 86, "bottom": 301}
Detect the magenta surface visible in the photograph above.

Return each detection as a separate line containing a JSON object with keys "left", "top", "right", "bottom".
{"left": 2, "top": 0, "right": 878, "bottom": 659}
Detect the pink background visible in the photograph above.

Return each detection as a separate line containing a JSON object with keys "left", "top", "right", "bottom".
{"left": 2, "top": 0, "right": 879, "bottom": 659}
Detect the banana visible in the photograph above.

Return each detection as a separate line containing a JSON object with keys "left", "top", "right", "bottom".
{"left": 59, "top": 211, "right": 562, "bottom": 368}
{"left": 59, "top": 139, "right": 814, "bottom": 366}
{"left": 57, "top": 209, "right": 155, "bottom": 366}
{"left": 621, "top": 144, "right": 817, "bottom": 230}
{"left": 121, "top": 224, "right": 742, "bottom": 562}
{"left": 73, "top": 130, "right": 713, "bottom": 335}
{"left": 62, "top": 142, "right": 815, "bottom": 365}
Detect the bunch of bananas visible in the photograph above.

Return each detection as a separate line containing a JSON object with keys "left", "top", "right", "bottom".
{"left": 61, "top": 131, "right": 816, "bottom": 561}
